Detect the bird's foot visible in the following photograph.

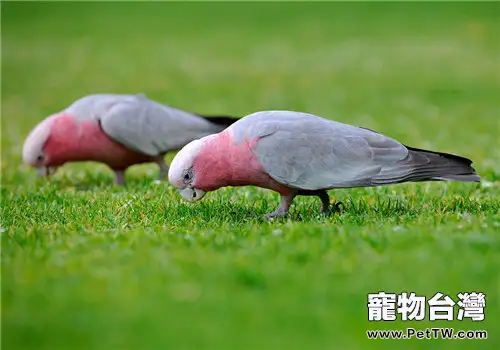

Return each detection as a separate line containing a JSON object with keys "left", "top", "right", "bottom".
{"left": 264, "top": 193, "right": 296, "bottom": 221}
{"left": 264, "top": 209, "right": 289, "bottom": 221}
{"left": 320, "top": 201, "right": 344, "bottom": 215}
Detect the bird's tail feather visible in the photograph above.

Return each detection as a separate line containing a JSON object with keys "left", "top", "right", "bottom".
{"left": 372, "top": 146, "right": 481, "bottom": 185}
{"left": 432, "top": 174, "right": 481, "bottom": 182}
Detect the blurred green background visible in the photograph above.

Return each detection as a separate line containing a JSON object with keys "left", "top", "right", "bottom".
{"left": 2, "top": 1, "right": 499, "bottom": 350}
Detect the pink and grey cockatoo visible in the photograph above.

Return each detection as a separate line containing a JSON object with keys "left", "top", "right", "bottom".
{"left": 168, "top": 111, "right": 480, "bottom": 219}
{"left": 22, "top": 93, "right": 239, "bottom": 185}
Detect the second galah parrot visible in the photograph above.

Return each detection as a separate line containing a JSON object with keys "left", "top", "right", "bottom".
{"left": 22, "top": 93, "right": 239, "bottom": 185}
{"left": 168, "top": 111, "right": 480, "bottom": 219}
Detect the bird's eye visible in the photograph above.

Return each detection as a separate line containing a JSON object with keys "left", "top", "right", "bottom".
{"left": 192, "top": 191, "right": 197, "bottom": 198}
{"left": 184, "top": 173, "right": 190, "bottom": 180}
{"left": 37, "top": 155, "right": 43, "bottom": 161}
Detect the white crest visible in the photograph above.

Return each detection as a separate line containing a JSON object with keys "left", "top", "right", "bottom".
{"left": 168, "top": 135, "right": 212, "bottom": 187}
{"left": 22, "top": 115, "right": 57, "bottom": 165}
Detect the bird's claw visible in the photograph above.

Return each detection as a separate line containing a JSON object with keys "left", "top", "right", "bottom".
{"left": 333, "top": 201, "right": 344, "bottom": 212}
{"left": 264, "top": 211, "right": 288, "bottom": 221}
{"left": 320, "top": 201, "right": 344, "bottom": 215}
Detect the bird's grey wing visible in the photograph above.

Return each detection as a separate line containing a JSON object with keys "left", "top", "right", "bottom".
{"left": 99, "top": 95, "right": 222, "bottom": 156}
{"left": 237, "top": 111, "right": 409, "bottom": 190}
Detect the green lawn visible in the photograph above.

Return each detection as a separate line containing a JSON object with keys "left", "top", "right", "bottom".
{"left": 1, "top": 2, "right": 499, "bottom": 349}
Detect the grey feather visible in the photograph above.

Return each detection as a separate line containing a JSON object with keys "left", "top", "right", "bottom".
{"left": 229, "top": 111, "right": 480, "bottom": 190}
{"left": 65, "top": 94, "right": 233, "bottom": 156}
{"left": 371, "top": 147, "right": 480, "bottom": 185}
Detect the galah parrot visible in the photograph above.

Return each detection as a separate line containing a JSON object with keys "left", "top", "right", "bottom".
{"left": 22, "top": 93, "right": 239, "bottom": 185}
{"left": 168, "top": 110, "right": 480, "bottom": 219}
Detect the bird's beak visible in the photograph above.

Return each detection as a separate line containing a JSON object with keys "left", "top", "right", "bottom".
{"left": 179, "top": 187, "right": 206, "bottom": 202}
{"left": 35, "top": 166, "right": 58, "bottom": 177}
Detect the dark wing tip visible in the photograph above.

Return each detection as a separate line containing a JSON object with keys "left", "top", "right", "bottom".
{"left": 404, "top": 145, "right": 475, "bottom": 166}
{"left": 198, "top": 115, "right": 241, "bottom": 127}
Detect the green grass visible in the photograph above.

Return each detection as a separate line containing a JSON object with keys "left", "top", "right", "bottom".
{"left": 2, "top": 2, "right": 499, "bottom": 349}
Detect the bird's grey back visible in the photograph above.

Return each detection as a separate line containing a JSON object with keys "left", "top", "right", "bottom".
{"left": 66, "top": 94, "right": 226, "bottom": 156}
{"left": 65, "top": 94, "right": 140, "bottom": 122}
{"left": 228, "top": 111, "right": 409, "bottom": 189}
{"left": 228, "top": 110, "right": 475, "bottom": 190}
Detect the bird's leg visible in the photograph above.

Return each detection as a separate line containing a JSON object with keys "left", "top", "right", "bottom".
{"left": 115, "top": 170, "right": 125, "bottom": 186}
{"left": 317, "top": 190, "right": 343, "bottom": 215}
{"left": 318, "top": 190, "right": 331, "bottom": 214}
{"left": 264, "top": 192, "right": 296, "bottom": 220}
{"left": 155, "top": 155, "right": 169, "bottom": 180}
{"left": 297, "top": 189, "right": 342, "bottom": 215}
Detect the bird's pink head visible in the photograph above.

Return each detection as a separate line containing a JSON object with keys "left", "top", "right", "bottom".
{"left": 22, "top": 112, "right": 88, "bottom": 176}
{"left": 169, "top": 129, "right": 244, "bottom": 202}
{"left": 169, "top": 130, "right": 274, "bottom": 203}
